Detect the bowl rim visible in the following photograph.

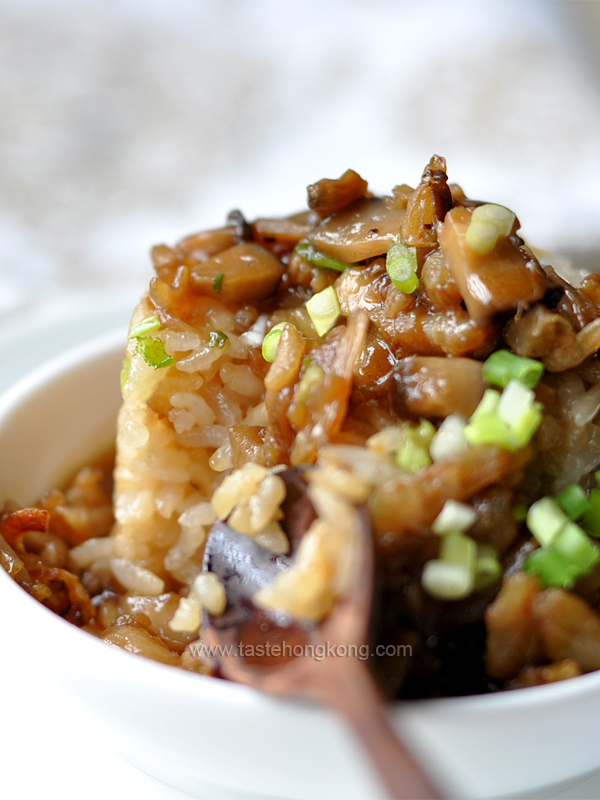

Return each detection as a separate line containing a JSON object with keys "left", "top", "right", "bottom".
{"left": 1, "top": 330, "right": 600, "bottom": 719}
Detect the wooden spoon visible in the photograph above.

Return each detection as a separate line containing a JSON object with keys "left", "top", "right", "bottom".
{"left": 202, "top": 469, "right": 443, "bottom": 800}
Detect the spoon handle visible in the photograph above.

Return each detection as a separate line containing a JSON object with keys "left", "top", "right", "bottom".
{"left": 321, "top": 658, "right": 443, "bottom": 800}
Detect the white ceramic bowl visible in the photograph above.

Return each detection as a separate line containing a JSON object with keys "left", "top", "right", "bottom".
{"left": 1, "top": 332, "right": 600, "bottom": 800}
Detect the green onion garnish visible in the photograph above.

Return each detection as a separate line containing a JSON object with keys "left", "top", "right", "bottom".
{"left": 136, "top": 336, "right": 175, "bottom": 369}
{"left": 262, "top": 322, "right": 292, "bottom": 363}
{"left": 386, "top": 240, "right": 419, "bottom": 294}
{"left": 555, "top": 484, "right": 590, "bottom": 521}
{"left": 581, "top": 489, "right": 600, "bottom": 538}
{"left": 129, "top": 314, "right": 162, "bottom": 339}
{"left": 465, "top": 204, "right": 515, "bottom": 255}
{"left": 422, "top": 531, "right": 477, "bottom": 601}
{"left": 553, "top": 522, "right": 600, "bottom": 575}
{"left": 213, "top": 273, "right": 225, "bottom": 293}
{"left": 527, "top": 497, "right": 569, "bottom": 547}
{"left": 524, "top": 547, "right": 578, "bottom": 589}
{"left": 306, "top": 286, "right": 342, "bottom": 337}
{"left": 474, "top": 544, "right": 502, "bottom": 591}
{"left": 295, "top": 241, "right": 349, "bottom": 273}
{"left": 421, "top": 561, "right": 474, "bottom": 601}
{"left": 431, "top": 500, "right": 477, "bottom": 535}
{"left": 208, "top": 330, "right": 229, "bottom": 348}
{"left": 429, "top": 414, "right": 469, "bottom": 462}
{"left": 524, "top": 495, "right": 600, "bottom": 587}
{"left": 497, "top": 380, "right": 535, "bottom": 425}
{"left": 395, "top": 421, "right": 435, "bottom": 474}
{"left": 470, "top": 389, "right": 501, "bottom": 421}
{"left": 464, "top": 381, "right": 543, "bottom": 451}
{"left": 464, "top": 413, "right": 518, "bottom": 450}
{"left": 297, "top": 361, "right": 324, "bottom": 400}
{"left": 483, "top": 350, "right": 544, "bottom": 390}
{"left": 440, "top": 531, "right": 477, "bottom": 569}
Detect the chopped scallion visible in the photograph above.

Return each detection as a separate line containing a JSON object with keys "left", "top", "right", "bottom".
{"left": 524, "top": 547, "right": 577, "bottom": 589}
{"left": 295, "top": 241, "right": 349, "bottom": 273}
{"left": 526, "top": 497, "right": 569, "bottom": 547}
{"left": 472, "top": 203, "right": 515, "bottom": 237}
{"left": 553, "top": 522, "right": 600, "bottom": 575}
{"left": 474, "top": 553, "right": 502, "bottom": 591}
{"left": 464, "top": 413, "right": 518, "bottom": 450}
{"left": 581, "top": 489, "right": 600, "bottom": 538}
{"left": 129, "top": 314, "right": 162, "bottom": 339}
{"left": 386, "top": 241, "right": 419, "bottom": 294}
{"left": 136, "top": 336, "right": 175, "bottom": 369}
{"left": 431, "top": 500, "right": 477, "bottom": 535}
{"left": 421, "top": 560, "right": 474, "bottom": 601}
{"left": 465, "top": 381, "right": 542, "bottom": 451}
{"left": 297, "top": 361, "right": 324, "bottom": 400}
{"left": 555, "top": 484, "right": 590, "bottom": 521}
{"left": 509, "top": 403, "right": 543, "bottom": 447}
{"left": 465, "top": 204, "right": 516, "bottom": 255}
{"left": 440, "top": 531, "right": 477, "bottom": 570}
{"left": 395, "top": 435, "right": 431, "bottom": 474}
{"left": 465, "top": 219, "right": 499, "bottom": 256}
{"left": 208, "top": 330, "right": 229, "bottom": 348}
{"left": 470, "top": 389, "right": 501, "bottom": 421}
{"left": 483, "top": 349, "right": 544, "bottom": 390}
{"left": 261, "top": 322, "right": 292, "bottom": 363}
{"left": 213, "top": 273, "right": 225, "bottom": 293}
{"left": 429, "top": 414, "right": 469, "bottom": 462}
{"left": 497, "top": 380, "right": 535, "bottom": 426}
{"left": 395, "top": 421, "right": 434, "bottom": 474}
{"left": 306, "top": 286, "right": 342, "bottom": 337}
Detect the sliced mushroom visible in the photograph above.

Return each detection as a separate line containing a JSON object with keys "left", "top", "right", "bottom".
{"left": 505, "top": 303, "right": 600, "bottom": 372}
{"left": 485, "top": 571, "right": 542, "bottom": 681}
{"left": 533, "top": 589, "right": 600, "bottom": 672}
{"left": 368, "top": 444, "right": 527, "bottom": 542}
{"left": 394, "top": 356, "right": 486, "bottom": 419}
{"left": 307, "top": 169, "right": 369, "bottom": 219}
{"left": 252, "top": 211, "right": 317, "bottom": 258}
{"left": 190, "top": 243, "right": 285, "bottom": 304}
{"left": 307, "top": 198, "right": 405, "bottom": 263}
{"left": 401, "top": 155, "right": 453, "bottom": 249}
{"left": 437, "top": 206, "right": 547, "bottom": 323}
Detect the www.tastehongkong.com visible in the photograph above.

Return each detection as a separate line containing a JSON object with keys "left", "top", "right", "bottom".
{"left": 188, "top": 642, "right": 412, "bottom": 662}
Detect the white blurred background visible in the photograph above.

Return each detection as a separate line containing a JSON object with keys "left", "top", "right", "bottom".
{"left": 1, "top": 0, "right": 600, "bottom": 331}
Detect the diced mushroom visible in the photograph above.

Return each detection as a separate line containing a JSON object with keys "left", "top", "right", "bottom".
{"left": 191, "top": 243, "right": 285, "bottom": 304}
{"left": 252, "top": 211, "right": 317, "bottom": 258}
{"left": 437, "top": 206, "right": 547, "bottom": 323}
{"left": 504, "top": 304, "right": 576, "bottom": 361}
{"left": 288, "top": 311, "right": 370, "bottom": 465}
{"left": 307, "top": 198, "right": 405, "bottom": 263}
{"left": 420, "top": 248, "right": 463, "bottom": 310}
{"left": 263, "top": 324, "right": 306, "bottom": 465}
{"left": 485, "top": 571, "right": 542, "bottom": 681}
{"left": 505, "top": 303, "right": 600, "bottom": 372}
{"left": 394, "top": 356, "right": 486, "bottom": 419}
{"left": 369, "top": 444, "right": 526, "bottom": 542}
{"left": 533, "top": 588, "right": 600, "bottom": 672}
{"left": 177, "top": 225, "right": 240, "bottom": 261}
{"left": 307, "top": 169, "right": 369, "bottom": 219}
{"left": 401, "top": 155, "right": 453, "bottom": 248}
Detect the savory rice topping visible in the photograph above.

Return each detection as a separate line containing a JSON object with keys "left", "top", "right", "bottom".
{"left": 5, "top": 155, "right": 600, "bottom": 697}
